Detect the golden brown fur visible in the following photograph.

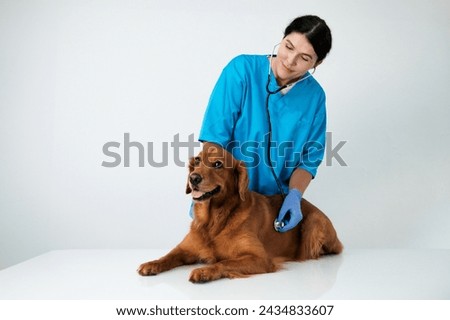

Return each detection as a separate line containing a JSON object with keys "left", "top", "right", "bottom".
{"left": 138, "top": 142, "right": 343, "bottom": 283}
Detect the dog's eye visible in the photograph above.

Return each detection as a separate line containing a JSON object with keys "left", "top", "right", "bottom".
{"left": 194, "top": 157, "right": 201, "bottom": 166}
{"left": 213, "top": 161, "right": 223, "bottom": 169}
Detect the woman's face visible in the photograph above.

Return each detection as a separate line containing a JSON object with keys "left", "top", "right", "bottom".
{"left": 272, "top": 32, "right": 320, "bottom": 86}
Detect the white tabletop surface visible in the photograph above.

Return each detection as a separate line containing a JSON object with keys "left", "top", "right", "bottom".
{"left": 0, "top": 249, "right": 449, "bottom": 300}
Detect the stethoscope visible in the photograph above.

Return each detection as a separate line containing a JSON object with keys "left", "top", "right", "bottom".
{"left": 266, "top": 44, "right": 313, "bottom": 231}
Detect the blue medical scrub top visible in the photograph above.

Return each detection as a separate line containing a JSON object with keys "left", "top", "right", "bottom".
{"left": 199, "top": 55, "right": 327, "bottom": 195}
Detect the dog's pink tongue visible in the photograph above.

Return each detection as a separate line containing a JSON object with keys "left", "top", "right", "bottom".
{"left": 192, "top": 190, "right": 204, "bottom": 199}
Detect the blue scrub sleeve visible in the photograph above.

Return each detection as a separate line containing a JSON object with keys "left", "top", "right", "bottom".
{"left": 199, "top": 57, "right": 245, "bottom": 148}
{"left": 298, "top": 100, "right": 327, "bottom": 178}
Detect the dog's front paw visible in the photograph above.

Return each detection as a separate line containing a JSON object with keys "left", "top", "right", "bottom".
{"left": 189, "top": 266, "right": 221, "bottom": 283}
{"left": 137, "top": 261, "right": 164, "bottom": 276}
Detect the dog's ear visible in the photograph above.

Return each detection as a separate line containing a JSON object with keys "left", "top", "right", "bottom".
{"left": 186, "top": 181, "right": 192, "bottom": 194}
{"left": 235, "top": 160, "right": 249, "bottom": 201}
{"left": 186, "top": 157, "right": 195, "bottom": 194}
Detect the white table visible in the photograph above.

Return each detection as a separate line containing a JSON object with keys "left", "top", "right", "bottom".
{"left": 0, "top": 249, "right": 449, "bottom": 299}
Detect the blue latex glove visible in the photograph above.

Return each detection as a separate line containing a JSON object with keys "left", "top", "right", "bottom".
{"left": 274, "top": 188, "right": 303, "bottom": 232}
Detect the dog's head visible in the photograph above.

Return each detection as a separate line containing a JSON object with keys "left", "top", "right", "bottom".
{"left": 186, "top": 142, "right": 248, "bottom": 203}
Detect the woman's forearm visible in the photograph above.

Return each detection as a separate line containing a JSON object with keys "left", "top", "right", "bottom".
{"left": 289, "top": 168, "right": 312, "bottom": 194}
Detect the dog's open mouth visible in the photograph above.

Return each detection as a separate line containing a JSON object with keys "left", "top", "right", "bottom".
{"left": 191, "top": 186, "right": 221, "bottom": 201}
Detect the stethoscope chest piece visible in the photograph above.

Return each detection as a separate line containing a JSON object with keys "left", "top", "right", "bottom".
{"left": 273, "top": 219, "right": 285, "bottom": 232}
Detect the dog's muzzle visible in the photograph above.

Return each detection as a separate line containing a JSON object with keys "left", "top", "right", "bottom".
{"left": 191, "top": 186, "right": 221, "bottom": 201}
{"left": 189, "top": 173, "right": 203, "bottom": 187}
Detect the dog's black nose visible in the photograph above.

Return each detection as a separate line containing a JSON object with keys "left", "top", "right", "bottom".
{"left": 189, "top": 173, "right": 202, "bottom": 186}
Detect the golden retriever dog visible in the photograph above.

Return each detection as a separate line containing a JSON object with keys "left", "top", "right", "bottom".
{"left": 138, "top": 142, "right": 343, "bottom": 283}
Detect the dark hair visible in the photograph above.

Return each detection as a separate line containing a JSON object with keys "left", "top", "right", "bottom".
{"left": 284, "top": 15, "right": 332, "bottom": 62}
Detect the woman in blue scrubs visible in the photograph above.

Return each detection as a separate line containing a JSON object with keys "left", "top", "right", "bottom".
{"left": 199, "top": 15, "right": 332, "bottom": 232}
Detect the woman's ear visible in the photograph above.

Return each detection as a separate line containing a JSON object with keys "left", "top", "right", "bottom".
{"left": 314, "top": 60, "right": 323, "bottom": 68}
{"left": 235, "top": 160, "right": 249, "bottom": 201}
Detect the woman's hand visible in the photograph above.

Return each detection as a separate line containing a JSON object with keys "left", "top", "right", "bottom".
{"left": 274, "top": 188, "right": 303, "bottom": 232}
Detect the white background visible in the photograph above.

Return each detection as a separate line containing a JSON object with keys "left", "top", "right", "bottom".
{"left": 1, "top": 0, "right": 449, "bottom": 270}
